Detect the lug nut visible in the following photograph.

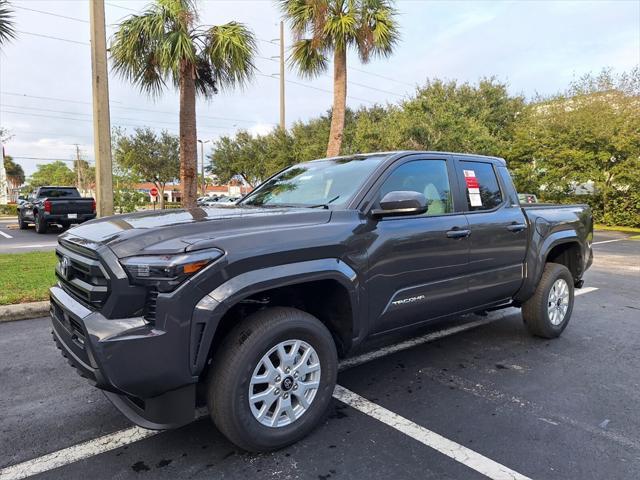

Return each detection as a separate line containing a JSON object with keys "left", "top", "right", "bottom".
{"left": 275, "top": 375, "right": 281, "bottom": 382}
{"left": 283, "top": 393, "right": 289, "bottom": 399}
{"left": 293, "top": 384, "right": 298, "bottom": 390}
{"left": 293, "top": 372, "right": 299, "bottom": 378}
{"left": 285, "top": 367, "right": 291, "bottom": 374}
{"left": 274, "top": 388, "right": 280, "bottom": 395}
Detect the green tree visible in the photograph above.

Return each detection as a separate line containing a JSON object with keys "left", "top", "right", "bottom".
{"left": 113, "top": 128, "right": 180, "bottom": 209}
{"left": 510, "top": 68, "right": 640, "bottom": 225}
{"left": 28, "top": 161, "right": 76, "bottom": 189}
{"left": 110, "top": 0, "right": 257, "bottom": 209}
{"left": 279, "top": 0, "right": 399, "bottom": 157}
{"left": 3, "top": 155, "right": 25, "bottom": 188}
{"left": 0, "top": 0, "right": 15, "bottom": 47}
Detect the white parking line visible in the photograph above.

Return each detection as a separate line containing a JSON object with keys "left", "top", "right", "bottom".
{"left": 0, "top": 288, "right": 599, "bottom": 480}
{"left": 593, "top": 238, "right": 628, "bottom": 245}
{"left": 333, "top": 385, "right": 532, "bottom": 480}
{"left": 575, "top": 286, "right": 598, "bottom": 296}
{"left": 0, "top": 230, "right": 12, "bottom": 239}
{"left": 6, "top": 243, "right": 58, "bottom": 249}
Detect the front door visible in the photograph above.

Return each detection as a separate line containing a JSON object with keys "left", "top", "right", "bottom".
{"left": 364, "top": 156, "right": 471, "bottom": 335}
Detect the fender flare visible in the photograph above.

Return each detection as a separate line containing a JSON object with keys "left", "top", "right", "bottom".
{"left": 514, "top": 230, "right": 581, "bottom": 304}
{"left": 189, "top": 259, "right": 359, "bottom": 375}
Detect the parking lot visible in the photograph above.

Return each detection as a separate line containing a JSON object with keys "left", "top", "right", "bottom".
{"left": 0, "top": 220, "right": 59, "bottom": 253}
{"left": 1, "top": 232, "right": 638, "bottom": 480}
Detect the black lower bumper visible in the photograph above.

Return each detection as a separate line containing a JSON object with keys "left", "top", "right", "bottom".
{"left": 44, "top": 213, "right": 96, "bottom": 224}
{"left": 50, "top": 286, "right": 196, "bottom": 430}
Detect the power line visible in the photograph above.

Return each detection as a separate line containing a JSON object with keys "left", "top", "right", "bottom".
{"left": 13, "top": 6, "right": 88, "bottom": 23}
{"left": 11, "top": 156, "right": 95, "bottom": 165}
{"left": 105, "top": 2, "right": 138, "bottom": 13}
{"left": 348, "top": 66, "right": 416, "bottom": 88}
{"left": 1, "top": 92, "right": 273, "bottom": 126}
{"left": 16, "top": 31, "right": 89, "bottom": 46}
{"left": 1, "top": 104, "right": 238, "bottom": 129}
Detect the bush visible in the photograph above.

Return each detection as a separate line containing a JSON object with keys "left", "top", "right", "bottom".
{"left": 0, "top": 204, "right": 18, "bottom": 216}
{"left": 540, "top": 191, "right": 640, "bottom": 228}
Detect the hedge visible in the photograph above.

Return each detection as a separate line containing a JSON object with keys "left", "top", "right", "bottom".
{"left": 0, "top": 204, "right": 18, "bottom": 216}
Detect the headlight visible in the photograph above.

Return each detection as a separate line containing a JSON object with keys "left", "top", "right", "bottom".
{"left": 121, "top": 248, "right": 224, "bottom": 292}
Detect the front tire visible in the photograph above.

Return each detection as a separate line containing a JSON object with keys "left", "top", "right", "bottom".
{"left": 34, "top": 213, "right": 48, "bottom": 234}
{"left": 207, "top": 307, "right": 338, "bottom": 452}
{"left": 522, "top": 262, "right": 574, "bottom": 338}
{"left": 17, "top": 213, "right": 28, "bottom": 230}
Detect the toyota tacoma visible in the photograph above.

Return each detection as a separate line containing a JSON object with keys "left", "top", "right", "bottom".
{"left": 50, "top": 151, "right": 593, "bottom": 451}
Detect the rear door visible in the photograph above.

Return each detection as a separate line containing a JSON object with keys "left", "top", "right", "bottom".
{"left": 364, "top": 155, "right": 472, "bottom": 335}
{"left": 453, "top": 158, "right": 528, "bottom": 306}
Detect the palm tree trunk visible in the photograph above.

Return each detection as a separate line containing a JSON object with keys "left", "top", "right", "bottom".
{"left": 179, "top": 61, "right": 198, "bottom": 209}
{"left": 327, "top": 47, "right": 347, "bottom": 157}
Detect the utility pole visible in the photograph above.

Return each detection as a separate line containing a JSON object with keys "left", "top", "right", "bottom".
{"left": 89, "top": 0, "right": 113, "bottom": 216}
{"left": 198, "top": 139, "right": 210, "bottom": 197}
{"left": 74, "top": 144, "right": 82, "bottom": 193}
{"left": 279, "top": 21, "right": 285, "bottom": 130}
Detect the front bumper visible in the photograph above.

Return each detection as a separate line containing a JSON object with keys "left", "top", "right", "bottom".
{"left": 50, "top": 285, "right": 195, "bottom": 429}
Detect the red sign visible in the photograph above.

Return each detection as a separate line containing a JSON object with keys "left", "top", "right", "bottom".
{"left": 150, "top": 187, "right": 159, "bottom": 197}
{"left": 465, "top": 177, "right": 479, "bottom": 189}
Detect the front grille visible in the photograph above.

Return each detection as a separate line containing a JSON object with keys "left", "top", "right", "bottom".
{"left": 55, "top": 241, "right": 109, "bottom": 309}
{"left": 143, "top": 289, "right": 158, "bottom": 323}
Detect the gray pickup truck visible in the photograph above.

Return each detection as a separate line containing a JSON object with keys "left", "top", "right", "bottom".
{"left": 17, "top": 186, "right": 96, "bottom": 233}
{"left": 50, "top": 151, "right": 593, "bottom": 451}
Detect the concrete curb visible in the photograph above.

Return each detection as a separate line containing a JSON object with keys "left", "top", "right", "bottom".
{"left": 0, "top": 301, "right": 49, "bottom": 323}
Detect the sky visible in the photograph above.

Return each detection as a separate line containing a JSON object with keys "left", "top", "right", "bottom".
{"left": 0, "top": 0, "right": 638, "bottom": 177}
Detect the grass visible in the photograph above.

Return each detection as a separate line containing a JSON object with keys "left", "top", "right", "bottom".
{"left": 0, "top": 252, "right": 58, "bottom": 305}
{"left": 594, "top": 224, "right": 640, "bottom": 234}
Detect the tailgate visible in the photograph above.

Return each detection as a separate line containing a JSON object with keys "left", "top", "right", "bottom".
{"left": 50, "top": 199, "right": 94, "bottom": 215}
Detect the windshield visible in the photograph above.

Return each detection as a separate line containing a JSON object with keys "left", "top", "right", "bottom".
{"left": 240, "top": 155, "right": 386, "bottom": 208}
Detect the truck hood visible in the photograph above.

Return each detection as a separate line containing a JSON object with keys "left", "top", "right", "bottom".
{"left": 60, "top": 206, "right": 332, "bottom": 258}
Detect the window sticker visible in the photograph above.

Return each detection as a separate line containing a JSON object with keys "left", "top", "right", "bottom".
{"left": 463, "top": 170, "right": 482, "bottom": 207}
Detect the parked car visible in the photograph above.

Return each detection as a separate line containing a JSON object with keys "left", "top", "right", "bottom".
{"left": 18, "top": 186, "right": 96, "bottom": 233}
{"left": 518, "top": 193, "right": 539, "bottom": 204}
{"left": 50, "top": 151, "right": 592, "bottom": 452}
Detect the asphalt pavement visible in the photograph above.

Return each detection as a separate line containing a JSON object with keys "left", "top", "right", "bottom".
{"left": 0, "top": 233, "right": 638, "bottom": 479}
{"left": 0, "top": 219, "right": 60, "bottom": 253}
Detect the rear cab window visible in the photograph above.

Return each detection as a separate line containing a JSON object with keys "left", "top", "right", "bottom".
{"left": 38, "top": 188, "right": 81, "bottom": 198}
{"left": 458, "top": 161, "right": 503, "bottom": 211}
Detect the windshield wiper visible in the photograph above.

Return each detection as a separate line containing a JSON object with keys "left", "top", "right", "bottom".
{"left": 308, "top": 195, "right": 340, "bottom": 209}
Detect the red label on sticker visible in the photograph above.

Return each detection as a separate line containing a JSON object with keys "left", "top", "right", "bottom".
{"left": 465, "top": 177, "right": 479, "bottom": 189}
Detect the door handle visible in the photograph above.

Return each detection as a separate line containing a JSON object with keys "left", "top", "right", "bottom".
{"left": 507, "top": 223, "right": 527, "bottom": 232}
{"left": 446, "top": 229, "right": 471, "bottom": 239}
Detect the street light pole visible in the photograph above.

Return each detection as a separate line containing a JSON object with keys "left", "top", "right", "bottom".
{"left": 198, "top": 139, "right": 210, "bottom": 197}
{"left": 279, "top": 21, "right": 285, "bottom": 130}
{"left": 89, "top": 0, "right": 113, "bottom": 217}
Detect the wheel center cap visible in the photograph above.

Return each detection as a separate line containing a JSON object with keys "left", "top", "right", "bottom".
{"left": 281, "top": 376, "right": 294, "bottom": 392}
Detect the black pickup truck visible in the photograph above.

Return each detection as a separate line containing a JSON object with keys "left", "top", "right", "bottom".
{"left": 50, "top": 151, "right": 593, "bottom": 451}
{"left": 18, "top": 186, "right": 96, "bottom": 233}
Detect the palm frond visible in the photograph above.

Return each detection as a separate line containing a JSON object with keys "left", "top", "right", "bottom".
{"left": 203, "top": 22, "right": 256, "bottom": 91}
{"left": 356, "top": 0, "right": 399, "bottom": 62}
{"left": 194, "top": 53, "right": 218, "bottom": 98}
{"left": 289, "top": 38, "right": 328, "bottom": 78}
{"left": 0, "top": 0, "right": 16, "bottom": 47}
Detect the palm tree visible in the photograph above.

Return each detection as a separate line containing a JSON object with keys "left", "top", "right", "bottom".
{"left": 279, "top": 0, "right": 399, "bottom": 157}
{"left": 110, "top": 0, "right": 256, "bottom": 208}
{"left": 0, "top": 0, "right": 16, "bottom": 47}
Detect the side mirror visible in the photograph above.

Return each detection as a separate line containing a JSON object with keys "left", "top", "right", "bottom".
{"left": 372, "top": 191, "right": 428, "bottom": 218}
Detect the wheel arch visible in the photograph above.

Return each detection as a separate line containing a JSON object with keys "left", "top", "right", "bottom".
{"left": 190, "top": 259, "right": 361, "bottom": 378}
{"left": 514, "top": 230, "right": 583, "bottom": 304}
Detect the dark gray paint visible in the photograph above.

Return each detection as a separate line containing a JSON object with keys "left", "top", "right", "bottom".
{"left": 50, "top": 151, "right": 593, "bottom": 429}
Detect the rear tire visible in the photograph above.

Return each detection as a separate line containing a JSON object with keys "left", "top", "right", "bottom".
{"left": 34, "top": 213, "right": 48, "bottom": 234}
{"left": 207, "top": 307, "right": 338, "bottom": 452}
{"left": 522, "top": 262, "right": 574, "bottom": 339}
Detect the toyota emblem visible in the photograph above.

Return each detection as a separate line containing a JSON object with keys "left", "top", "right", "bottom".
{"left": 60, "top": 256, "right": 71, "bottom": 279}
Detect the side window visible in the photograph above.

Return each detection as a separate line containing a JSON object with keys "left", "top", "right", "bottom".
{"left": 378, "top": 160, "right": 453, "bottom": 215}
{"left": 460, "top": 161, "right": 503, "bottom": 211}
